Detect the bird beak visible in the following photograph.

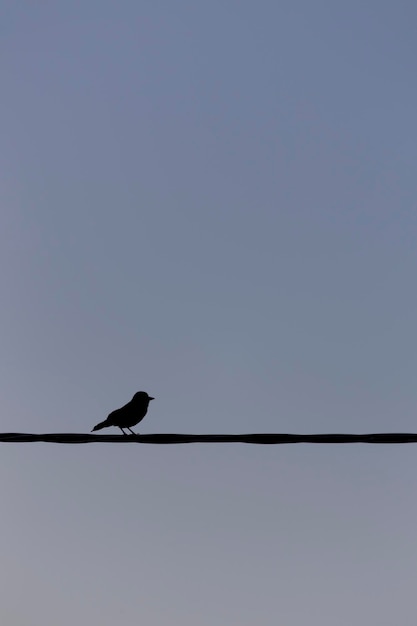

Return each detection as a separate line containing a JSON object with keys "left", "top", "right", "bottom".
{"left": 149, "top": 396, "right": 155, "bottom": 401}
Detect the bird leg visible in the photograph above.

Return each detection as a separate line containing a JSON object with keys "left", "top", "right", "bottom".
{"left": 127, "top": 427, "right": 138, "bottom": 435}
{"left": 119, "top": 427, "right": 129, "bottom": 435}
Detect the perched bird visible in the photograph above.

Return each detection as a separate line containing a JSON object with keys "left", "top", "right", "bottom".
{"left": 92, "top": 391, "right": 154, "bottom": 435}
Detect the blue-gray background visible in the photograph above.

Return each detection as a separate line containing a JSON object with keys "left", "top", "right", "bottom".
{"left": 1, "top": 2, "right": 417, "bottom": 624}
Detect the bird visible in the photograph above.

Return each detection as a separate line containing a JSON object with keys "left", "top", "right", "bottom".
{"left": 92, "top": 391, "right": 155, "bottom": 435}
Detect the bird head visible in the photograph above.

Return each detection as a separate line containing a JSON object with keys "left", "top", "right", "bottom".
{"left": 132, "top": 391, "right": 154, "bottom": 403}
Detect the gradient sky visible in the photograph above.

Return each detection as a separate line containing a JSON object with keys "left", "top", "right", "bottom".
{"left": 1, "top": 2, "right": 417, "bottom": 624}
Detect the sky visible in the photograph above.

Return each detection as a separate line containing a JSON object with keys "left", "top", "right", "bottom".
{"left": 1, "top": 1, "right": 417, "bottom": 624}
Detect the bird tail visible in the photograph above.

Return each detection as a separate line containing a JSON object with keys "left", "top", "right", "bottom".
{"left": 91, "top": 418, "right": 111, "bottom": 432}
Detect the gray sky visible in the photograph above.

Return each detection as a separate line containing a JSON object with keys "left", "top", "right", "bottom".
{"left": 1, "top": 2, "right": 417, "bottom": 624}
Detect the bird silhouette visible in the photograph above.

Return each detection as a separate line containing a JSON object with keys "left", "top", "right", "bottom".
{"left": 92, "top": 391, "right": 154, "bottom": 435}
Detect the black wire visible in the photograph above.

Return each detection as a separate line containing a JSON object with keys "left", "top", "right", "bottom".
{"left": 1, "top": 433, "right": 417, "bottom": 444}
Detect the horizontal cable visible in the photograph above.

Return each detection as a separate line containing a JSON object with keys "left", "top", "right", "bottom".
{"left": 1, "top": 432, "right": 417, "bottom": 444}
